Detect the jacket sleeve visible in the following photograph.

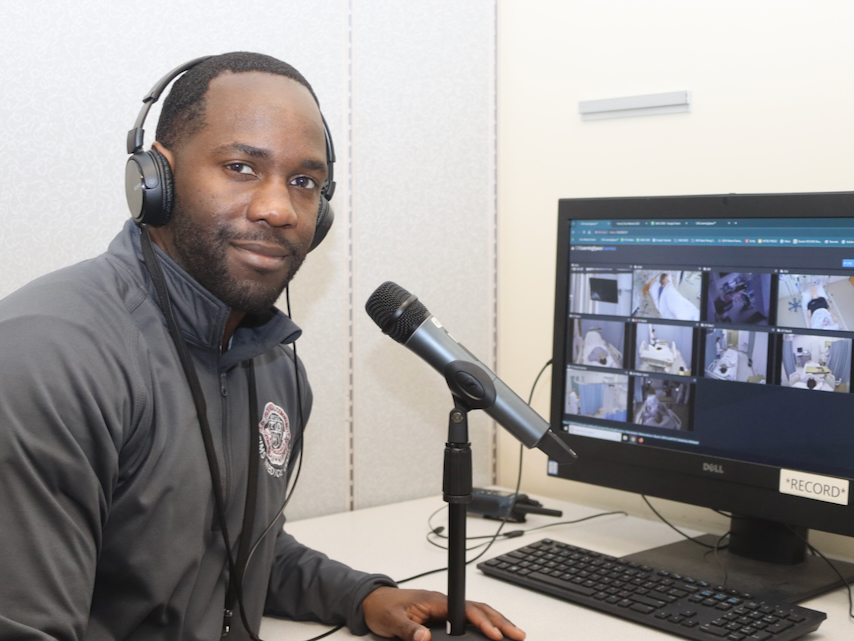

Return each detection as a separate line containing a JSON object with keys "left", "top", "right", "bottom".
{"left": 262, "top": 342, "right": 395, "bottom": 634}
{"left": 263, "top": 528, "right": 397, "bottom": 634}
{"left": 0, "top": 306, "right": 139, "bottom": 640}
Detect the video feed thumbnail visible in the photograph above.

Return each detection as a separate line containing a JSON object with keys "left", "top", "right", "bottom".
{"left": 632, "top": 270, "right": 701, "bottom": 321}
{"left": 634, "top": 323, "right": 694, "bottom": 375}
{"left": 706, "top": 272, "right": 771, "bottom": 325}
{"left": 570, "top": 270, "right": 632, "bottom": 316}
{"left": 571, "top": 319, "right": 625, "bottom": 370}
{"left": 631, "top": 376, "right": 692, "bottom": 431}
{"left": 776, "top": 274, "right": 854, "bottom": 331}
{"left": 779, "top": 334, "right": 852, "bottom": 393}
{"left": 704, "top": 328, "right": 768, "bottom": 384}
{"left": 565, "top": 368, "right": 628, "bottom": 421}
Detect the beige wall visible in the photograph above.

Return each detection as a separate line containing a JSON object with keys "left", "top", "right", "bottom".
{"left": 496, "top": 0, "right": 854, "bottom": 560}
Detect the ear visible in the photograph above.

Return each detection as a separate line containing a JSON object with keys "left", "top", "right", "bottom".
{"left": 152, "top": 141, "right": 176, "bottom": 170}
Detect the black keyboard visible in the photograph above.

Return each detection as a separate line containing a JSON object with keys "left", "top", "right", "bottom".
{"left": 478, "top": 539, "right": 826, "bottom": 641}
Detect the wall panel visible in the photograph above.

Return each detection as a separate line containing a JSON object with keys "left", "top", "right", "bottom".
{"left": 0, "top": 0, "right": 497, "bottom": 521}
{"left": 350, "top": 0, "right": 497, "bottom": 508}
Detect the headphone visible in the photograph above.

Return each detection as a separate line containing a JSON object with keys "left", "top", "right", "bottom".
{"left": 125, "top": 56, "right": 336, "bottom": 252}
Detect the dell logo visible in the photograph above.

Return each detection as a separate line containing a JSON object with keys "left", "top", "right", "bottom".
{"left": 703, "top": 462, "right": 725, "bottom": 474}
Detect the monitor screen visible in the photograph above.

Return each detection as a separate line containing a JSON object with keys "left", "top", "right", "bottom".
{"left": 588, "top": 277, "right": 620, "bottom": 304}
{"left": 549, "top": 192, "right": 854, "bottom": 601}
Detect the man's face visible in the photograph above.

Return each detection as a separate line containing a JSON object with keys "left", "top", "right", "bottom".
{"left": 152, "top": 72, "right": 328, "bottom": 314}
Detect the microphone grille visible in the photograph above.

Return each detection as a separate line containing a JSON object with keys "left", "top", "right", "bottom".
{"left": 365, "top": 281, "right": 431, "bottom": 344}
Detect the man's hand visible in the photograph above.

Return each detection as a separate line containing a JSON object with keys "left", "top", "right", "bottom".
{"left": 362, "top": 587, "right": 526, "bottom": 641}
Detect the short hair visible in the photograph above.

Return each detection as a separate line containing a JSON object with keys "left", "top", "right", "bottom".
{"left": 155, "top": 52, "right": 319, "bottom": 150}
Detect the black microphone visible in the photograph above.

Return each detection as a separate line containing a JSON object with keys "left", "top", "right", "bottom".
{"left": 365, "top": 281, "right": 577, "bottom": 465}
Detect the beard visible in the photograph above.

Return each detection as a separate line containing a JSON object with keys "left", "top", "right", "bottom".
{"left": 167, "top": 201, "right": 307, "bottom": 315}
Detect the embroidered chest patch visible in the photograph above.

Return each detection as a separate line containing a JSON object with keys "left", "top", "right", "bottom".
{"left": 258, "top": 402, "right": 291, "bottom": 478}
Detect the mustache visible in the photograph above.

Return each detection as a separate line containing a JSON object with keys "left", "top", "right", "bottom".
{"left": 217, "top": 227, "right": 304, "bottom": 256}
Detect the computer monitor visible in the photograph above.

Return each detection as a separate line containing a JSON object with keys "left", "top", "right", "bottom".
{"left": 549, "top": 192, "right": 854, "bottom": 602}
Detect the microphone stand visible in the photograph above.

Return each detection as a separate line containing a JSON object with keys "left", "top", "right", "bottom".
{"left": 427, "top": 360, "right": 576, "bottom": 637}
{"left": 430, "top": 364, "right": 496, "bottom": 639}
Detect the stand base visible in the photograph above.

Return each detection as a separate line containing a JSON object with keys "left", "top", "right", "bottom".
{"left": 429, "top": 623, "right": 491, "bottom": 639}
{"left": 621, "top": 534, "right": 854, "bottom": 603}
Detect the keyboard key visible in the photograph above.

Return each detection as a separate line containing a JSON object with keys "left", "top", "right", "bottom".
{"left": 648, "top": 590, "right": 677, "bottom": 603}
{"left": 698, "top": 623, "right": 728, "bottom": 637}
{"left": 527, "top": 572, "right": 596, "bottom": 596}
{"left": 764, "top": 621, "right": 793, "bottom": 634}
{"left": 630, "top": 594, "right": 665, "bottom": 608}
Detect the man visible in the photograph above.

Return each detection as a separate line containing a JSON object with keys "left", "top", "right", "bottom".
{"left": 0, "top": 53, "right": 525, "bottom": 641}
{"left": 653, "top": 272, "right": 700, "bottom": 321}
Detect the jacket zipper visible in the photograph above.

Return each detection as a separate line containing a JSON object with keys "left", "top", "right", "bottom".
{"left": 220, "top": 370, "right": 231, "bottom": 509}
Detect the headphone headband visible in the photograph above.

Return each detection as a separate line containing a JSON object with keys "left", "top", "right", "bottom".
{"left": 126, "top": 56, "right": 214, "bottom": 155}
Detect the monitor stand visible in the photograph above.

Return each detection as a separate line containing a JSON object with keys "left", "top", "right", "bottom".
{"left": 620, "top": 515, "right": 854, "bottom": 603}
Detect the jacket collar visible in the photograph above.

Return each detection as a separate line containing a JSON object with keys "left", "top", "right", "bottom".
{"left": 110, "top": 220, "right": 302, "bottom": 370}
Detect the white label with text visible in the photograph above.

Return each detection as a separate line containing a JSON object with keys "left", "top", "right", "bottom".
{"left": 779, "top": 469, "right": 849, "bottom": 506}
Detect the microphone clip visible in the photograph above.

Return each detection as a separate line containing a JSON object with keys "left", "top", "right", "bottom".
{"left": 443, "top": 360, "right": 496, "bottom": 411}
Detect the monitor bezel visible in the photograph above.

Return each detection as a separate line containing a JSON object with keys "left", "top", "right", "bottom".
{"left": 550, "top": 192, "right": 854, "bottom": 538}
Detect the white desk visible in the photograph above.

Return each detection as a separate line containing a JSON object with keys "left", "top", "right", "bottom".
{"left": 260, "top": 494, "right": 851, "bottom": 639}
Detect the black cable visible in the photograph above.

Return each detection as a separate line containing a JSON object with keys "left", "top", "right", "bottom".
{"left": 516, "top": 511, "right": 629, "bottom": 535}
{"left": 527, "top": 359, "right": 553, "bottom": 406}
{"left": 244, "top": 286, "right": 306, "bottom": 571}
{"left": 282, "top": 286, "right": 307, "bottom": 509}
{"left": 458, "top": 359, "right": 555, "bottom": 567}
{"left": 782, "top": 525, "right": 854, "bottom": 620}
{"left": 402, "top": 360, "right": 568, "bottom": 580}
{"left": 641, "top": 495, "right": 728, "bottom": 551}
{"left": 294, "top": 359, "right": 562, "bottom": 639}
{"left": 426, "top": 509, "right": 629, "bottom": 545}
{"left": 411, "top": 508, "right": 629, "bottom": 586}
{"left": 140, "top": 227, "right": 261, "bottom": 640}
{"left": 300, "top": 624, "right": 345, "bottom": 641}
{"left": 702, "top": 530, "right": 733, "bottom": 588}
{"left": 647, "top": 496, "right": 853, "bottom": 616}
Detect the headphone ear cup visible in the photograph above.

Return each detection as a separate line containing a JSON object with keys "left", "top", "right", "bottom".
{"left": 125, "top": 148, "right": 175, "bottom": 227}
{"left": 149, "top": 149, "right": 175, "bottom": 227}
{"left": 309, "top": 195, "right": 334, "bottom": 252}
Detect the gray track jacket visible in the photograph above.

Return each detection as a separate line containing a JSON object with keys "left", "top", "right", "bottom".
{"left": 0, "top": 221, "right": 394, "bottom": 640}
